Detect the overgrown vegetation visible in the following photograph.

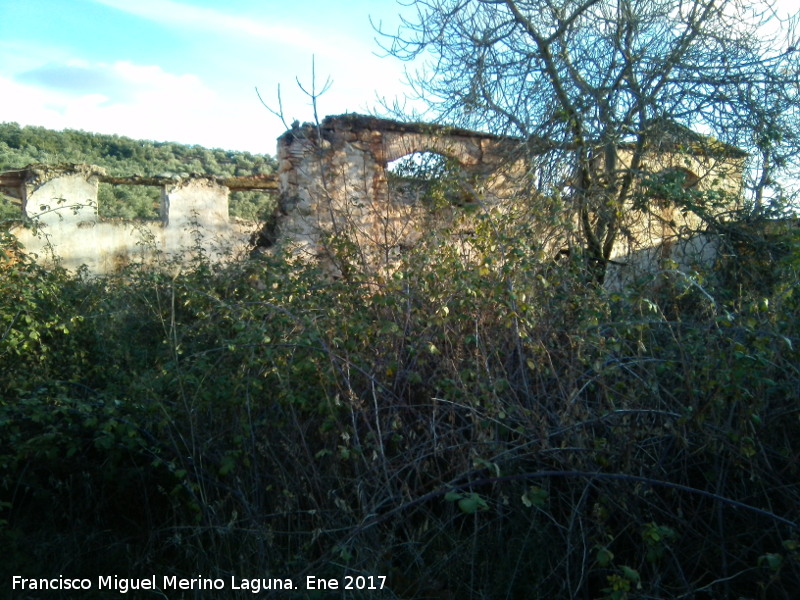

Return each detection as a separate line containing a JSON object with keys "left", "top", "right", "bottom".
{"left": 2, "top": 197, "right": 798, "bottom": 597}
{"left": 379, "top": 0, "right": 800, "bottom": 279}
{"left": 0, "top": 122, "right": 277, "bottom": 221}
{"left": 2, "top": 0, "right": 799, "bottom": 592}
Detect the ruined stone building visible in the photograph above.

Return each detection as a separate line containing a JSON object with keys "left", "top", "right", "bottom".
{"left": 1, "top": 114, "right": 745, "bottom": 278}
{"left": 272, "top": 114, "right": 745, "bottom": 279}
{"left": 271, "top": 114, "right": 526, "bottom": 270}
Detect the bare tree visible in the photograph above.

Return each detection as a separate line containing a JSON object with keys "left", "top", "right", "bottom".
{"left": 378, "top": 0, "right": 800, "bottom": 280}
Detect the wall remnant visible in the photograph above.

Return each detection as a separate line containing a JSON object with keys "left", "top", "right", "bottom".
{"left": 1, "top": 164, "right": 274, "bottom": 273}
{"left": 601, "top": 121, "right": 747, "bottom": 284}
{"left": 273, "top": 114, "right": 526, "bottom": 268}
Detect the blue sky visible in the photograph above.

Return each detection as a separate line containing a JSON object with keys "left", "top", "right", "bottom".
{"left": 1, "top": 0, "right": 797, "bottom": 157}
{"left": 0, "top": 0, "right": 412, "bottom": 154}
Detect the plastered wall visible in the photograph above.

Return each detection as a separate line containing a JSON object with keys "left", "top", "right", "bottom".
{"left": 5, "top": 165, "right": 255, "bottom": 273}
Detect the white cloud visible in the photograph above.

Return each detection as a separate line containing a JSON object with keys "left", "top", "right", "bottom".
{"left": 89, "top": 0, "right": 336, "bottom": 55}
{"left": 15, "top": 58, "right": 211, "bottom": 105}
{"left": 0, "top": 60, "right": 276, "bottom": 152}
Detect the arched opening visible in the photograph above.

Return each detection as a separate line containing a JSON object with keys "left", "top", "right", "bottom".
{"left": 664, "top": 166, "right": 700, "bottom": 188}
{"left": 388, "top": 151, "right": 455, "bottom": 180}
{"left": 639, "top": 166, "right": 702, "bottom": 211}
{"left": 386, "top": 151, "right": 472, "bottom": 207}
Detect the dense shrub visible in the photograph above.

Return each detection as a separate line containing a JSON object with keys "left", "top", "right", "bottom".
{"left": 1, "top": 211, "right": 799, "bottom": 599}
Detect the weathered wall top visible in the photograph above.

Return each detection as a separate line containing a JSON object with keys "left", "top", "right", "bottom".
{"left": 279, "top": 113, "right": 522, "bottom": 168}
{"left": 279, "top": 113, "right": 517, "bottom": 143}
{"left": 0, "top": 163, "right": 106, "bottom": 201}
{"left": 631, "top": 118, "right": 749, "bottom": 159}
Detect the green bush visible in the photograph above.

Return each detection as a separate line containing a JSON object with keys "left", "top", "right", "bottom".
{"left": 1, "top": 210, "right": 798, "bottom": 598}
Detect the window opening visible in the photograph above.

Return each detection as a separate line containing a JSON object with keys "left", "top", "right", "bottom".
{"left": 97, "top": 182, "right": 161, "bottom": 220}
{"left": 387, "top": 151, "right": 470, "bottom": 207}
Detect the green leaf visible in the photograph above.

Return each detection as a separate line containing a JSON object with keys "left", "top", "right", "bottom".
{"left": 333, "top": 545, "right": 353, "bottom": 563}
{"left": 219, "top": 455, "right": 236, "bottom": 476}
{"left": 595, "top": 546, "right": 614, "bottom": 568}
{"left": 457, "top": 493, "right": 489, "bottom": 514}
{"left": 521, "top": 485, "right": 548, "bottom": 508}
{"left": 759, "top": 553, "right": 784, "bottom": 571}
{"left": 620, "top": 565, "right": 641, "bottom": 587}
{"left": 473, "top": 456, "right": 500, "bottom": 476}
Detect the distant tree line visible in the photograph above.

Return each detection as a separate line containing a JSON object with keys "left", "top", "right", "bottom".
{"left": 0, "top": 122, "right": 277, "bottom": 221}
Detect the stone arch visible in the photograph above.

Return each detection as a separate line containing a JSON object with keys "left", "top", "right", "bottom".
{"left": 273, "top": 114, "right": 521, "bottom": 259}
{"left": 380, "top": 131, "right": 485, "bottom": 168}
